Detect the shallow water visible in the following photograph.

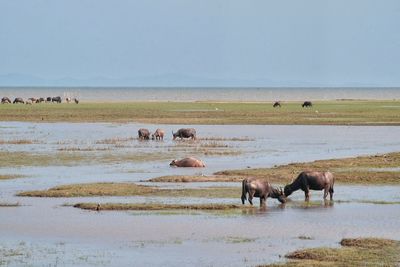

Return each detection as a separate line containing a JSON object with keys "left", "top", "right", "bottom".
{"left": 1, "top": 122, "right": 400, "bottom": 266}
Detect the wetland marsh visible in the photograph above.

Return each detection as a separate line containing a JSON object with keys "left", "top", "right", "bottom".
{"left": 1, "top": 119, "right": 400, "bottom": 266}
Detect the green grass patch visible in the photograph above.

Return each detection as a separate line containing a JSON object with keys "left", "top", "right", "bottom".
{"left": 1, "top": 100, "right": 400, "bottom": 125}
{"left": 215, "top": 152, "right": 400, "bottom": 184}
{"left": 263, "top": 238, "right": 400, "bottom": 267}
{"left": 16, "top": 182, "right": 240, "bottom": 198}
{"left": 73, "top": 202, "right": 250, "bottom": 211}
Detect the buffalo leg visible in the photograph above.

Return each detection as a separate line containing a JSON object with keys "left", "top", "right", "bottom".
{"left": 329, "top": 187, "right": 334, "bottom": 200}
{"left": 304, "top": 188, "right": 310, "bottom": 201}
{"left": 323, "top": 188, "right": 329, "bottom": 199}
{"left": 260, "top": 196, "right": 266, "bottom": 207}
{"left": 248, "top": 191, "right": 254, "bottom": 205}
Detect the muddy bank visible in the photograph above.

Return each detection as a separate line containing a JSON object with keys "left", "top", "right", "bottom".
{"left": 263, "top": 238, "right": 400, "bottom": 267}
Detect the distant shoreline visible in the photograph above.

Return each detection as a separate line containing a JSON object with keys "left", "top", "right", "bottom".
{"left": 1, "top": 87, "right": 399, "bottom": 102}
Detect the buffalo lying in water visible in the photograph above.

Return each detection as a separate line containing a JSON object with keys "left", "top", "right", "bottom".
{"left": 241, "top": 178, "right": 286, "bottom": 206}
{"left": 284, "top": 171, "right": 334, "bottom": 201}
{"left": 172, "top": 128, "right": 196, "bottom": 140}
{"left": 169, "top": 157, "right": 205, "bottom": 167}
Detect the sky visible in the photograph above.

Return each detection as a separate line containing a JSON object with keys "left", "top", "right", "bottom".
{"left": 1, "top": 0, "right": 400, "bottom": 87}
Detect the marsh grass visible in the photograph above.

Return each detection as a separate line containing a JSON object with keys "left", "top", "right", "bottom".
{"left": 0, "top": 174, "right": 25, "bottom": 180}
{"left": 263, "top": 238, "right": 400, "bottom": 267}
{"left": 16, "top": 182, "right": 240, "bottom": 198}
{"left": 73, "top": 202, "right": 248, "bottom": 211}
{"left": 215, "top": 152, "right": 400, "bottom": 184}
{"left": 0, "top": 139, "right": 39, "bottom": 144}
{"left": 95, "top": 137, "right": 136, "bottom": 144}
{"left": 0, "top": 203, "right": 20, "bottom": 207}
{"left": 146, "top": 175, "right": 243, "bottom": 183}
{"left": 0, "top": 100, "right": 400, "bottom": 125}
{"left": 0, "top": 150, "right": 175, "bottom": 167}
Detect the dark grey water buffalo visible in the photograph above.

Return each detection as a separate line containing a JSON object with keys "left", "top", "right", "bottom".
{"left": 46, "top": 97, "right": 52, "bottom": 102}
{"left": 284, "top": 171, "right": 334, "bottom": 201}
{"left": 273, "top": 101, "right": 281, "bottom": 108}
{"left": 74, "top": 98, "right": 79, "bottom": 104}
{"left": 36, "top": 97, "right": 45, "bottom": 103}
{"left": 169, "top": 157, "right": 205, "bottom": 167}
{"left": 152, "top": 128, "right": 165, "bottom": 140}
{"left": 302, "top": 101, "right": 312, "bottom": 108}
{"left": 241, "top": 178, "right": 286, "bottom": 206}
{"left": 13, "top": 97, "right": 24, "bottom": 104}
{"left": 1, "top": 97, "right": 11, "bottom": 104}
{"left": 172, "top": 128, "right": 196, "bottom": 140}
{"left": 138, "top": 128, "right": 150, "bottom": 140}
{"left": 52, "top": 96, "right": 62, "bottom": 103}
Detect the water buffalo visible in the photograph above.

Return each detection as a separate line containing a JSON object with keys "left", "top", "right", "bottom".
{"left": 284, "top": 171, "right": 334, "bottom": 201}
{"left": 74, "top": 98, "right": 79, "bottom": 104}
{"left": 52, "top": 96, "right": 62, "bottom": 103}
{"left": 36, "top": 97, "right": 45, "bottom": 103}
{"left": 172, "top": 128, "right": 196, "bottom": 140}
{"left": 13, "top": 97, "right": 24, "bottom": 104}
{"left": 152, "top": 128, "right": 165, "bottom": 140}
{"left": 25, "top": 99, "right": 33, "bottom": 105}
{"left": 66, "top": 97, "right": 71, "bottom": 103}
{"left": 302, "top": 101, "right": 312, "bottom": 108}
{"left": 169, "top": 157, "right": 205, "bottom": 167}
{"left": 138, "top": 128, "right": 150, "bottom": 140}
{"left": 241, "top": 178, "right": 286, "bottom": 206}
{"left": 46, "top": 97, "right": 52, "bottom": 102}
{"left": 1, "top": 97, "right": 11, "bottom": 104}
{"left": 273, "top": 101, "right": 281, "bottom": 108}
{"left": 28, "top": 97, "right": 37, "bottom": 103}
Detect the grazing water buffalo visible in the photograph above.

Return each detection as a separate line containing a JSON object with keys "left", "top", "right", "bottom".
{"left": 1, "top": 97, "right": 11, "bottom": 104}
{"left": 13, "top": 97, "right": 24, "bottom": 104}
{"left": 152, "top": 128, "right": 165, "bottom": 140}
{"left": 52, "top": 96, "right": 62, "bottom": 103}
{"left": 273, "top": 101, "right": 281, "bottom": 108}
{"left": 138, "top": 128, "right": 150, "bottom": 140}
{"left": 241, "top": 178, "right": 286, "bottom": 206}
{"left": 36, "top": 97, "right": 45, "bottom": 103}
{"left": 66, "top": 97, "right": 71, "bottom": 103}
{"left": 172, "top": 128, "right": 196, "bottom": 140}
{"left": 74, "top": 98, "right": 79, "bottom": 104}
{"left": 284, "top": 171, "right": 334, "bottom": 201}
{"left": 302, "top": 101, "right": 313, "bottom": 108}
{"left": 25, "top": 99, "right": 33, "bottom": 105}
{"left": 169, "top": 157, "right": 205, "bottom": 167}
{"left": 46, "top": 97, "right": 52, "bottom": 102}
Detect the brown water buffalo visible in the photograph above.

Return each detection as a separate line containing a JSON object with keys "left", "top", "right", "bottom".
{"left": 284, "top": 171, "right": 334, "bottom": 201}
{"left": 273, "top": 101, "right": 281, "bottom": 108}
{"left": 172, "top": 128, "right": 196, "bottom": 140}
{"left": 152, "top": 128, "right": 165, "bottom": 140}
{"left": 138, "top": 128, "right": 150, "bottom": 140}
{"left": 302, "top": 101, "right": 312, "bottom": 108}
{"left": 241, "top": 178, "right": 286, "bottom": 206}
{"left": 1, "top": 97, "right": 11, "bottom": 104}
{"left": 13, "top": 97, "right": 24, "bottom": 104}
{"left": 169, "top": 157, "right": 205, "bottom": 167}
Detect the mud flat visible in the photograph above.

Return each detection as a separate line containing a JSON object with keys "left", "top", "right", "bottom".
{"left": 263, "top": 238, "right": 400, "bottom": 267}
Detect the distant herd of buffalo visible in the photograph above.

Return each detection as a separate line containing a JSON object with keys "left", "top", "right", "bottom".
{"left": 1, "top": 96, "right": 79, "bottom": 104}
{"left": 139, "top": 126, "right": 332, "bottom": 205}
